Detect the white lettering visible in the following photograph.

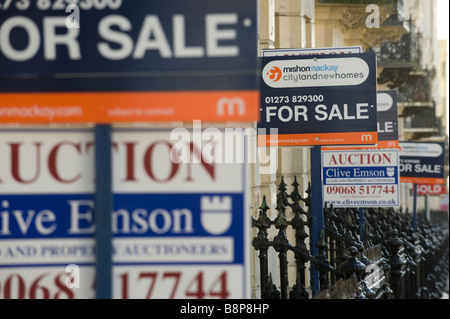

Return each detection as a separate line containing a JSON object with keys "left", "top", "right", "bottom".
{"left": 314, "top": 103, "right": 370, "bottom": 121}
{"left": 0, "top": 200, "right": 57, "bottom": 236}
{"left": 378, "top": 121, "right": 394, "bottom": 133}
{"left": 266, "top": 106, "right": 278, "bottom": 123}
{"left": 113, "top": 207, "right": 194, "bottom": 235}
{"left": 356, "top": 103, "right": 369, "bottom": 119}
{"left": 133, "top": 15, "right": 173, "bottom": 58}
{"left": 399, "top": 163, "right": 412, "bottom": 172}
{"left": 97, "top": 15, "right": 133, "bottom": 60}
{"left": 173, "top": 15, "right": 204, "bottom": 58}
{"left": 206, "top": 14, "right": 239, "bottom": 57}
{"left": 44, "top": 17, "right": 81, "bottom": 60}
{"left": 0, "top": 17, "right": 40, "bottom": 61}
{"left": 366, "top": 4, "right": 380, "bottom": 28}
{"left": 65, "top": 264, "right": 80, "bottom": 289}
{"left": 34, "top": 209, "right": 57, "bottom": 235}
{"left": 278, "top": 105, "right": 293, "bottom": 122}
{"left": 295, "top": 105, "right": 308, "bottom": 121}
{"left": 414, "top": 164, "right": 441, "bottom": 174}
{"left": 314, "top": 104, "right": 328, "bottom": 121}
{"left": 1, "top": 13, "right": 240, "bottom": 61}
{"left": 13, "top": 210, "right": 35, "bottom": 235}
{"left": 265, "top": 105, "right": 308, "bottom": 122}
{"left": 65, "top": 4, "right": 80, "bottom": 29}
{"left": 67, "top": 200, "right": 95, "bottom": 234}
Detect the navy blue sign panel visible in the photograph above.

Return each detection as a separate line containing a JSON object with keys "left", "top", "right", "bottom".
{"left": 0, "top": 0, "right": 258, "bottom": 92}
{"left": 377, "top": 90, "right": 398, "bottom": 142}
{"left": 0, "top": 193, "right": 244, "bottom": 263}
{"left": 399, "top": 141, "right": 446, "bottom": 184}
{"left": 0, "top": 194, "right": 94, "bottom": 240}
{"left": 0, "top": 0, "right": 259, "bottom": 123}
{"left": 114, "top": 193, "right": 245, "bottom": 264}
{"left": 257, "top": 53, "right": 378, "bottom": 146}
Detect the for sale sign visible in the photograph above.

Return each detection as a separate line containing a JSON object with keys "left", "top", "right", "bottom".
{"left": 257, "top": 52, "right": 378, "bottom": 146}
{"left": 0, "top": 128, "right": 250, "bottom": 299}
{"left": 322, "top": 149, "right": 400, "bottom": 207}
{"left": 0, "top": 0, "right": 259, "bottom": 123}
{"left": 375, "top": 90, "right": 399, "bottom": 148}
{"left": 399, "top": 141, "right": 446, "bottom": 184}
{"left": 323, "top": 90, "right": 400, "bottom": 152}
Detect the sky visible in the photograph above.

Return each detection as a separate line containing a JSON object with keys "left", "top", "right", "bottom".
{"left": 437, "top": 0, "right": 449, "bottom": 40}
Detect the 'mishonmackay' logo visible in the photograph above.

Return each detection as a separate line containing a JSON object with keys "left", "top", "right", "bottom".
{"left": 267, "top": 66, "right": 282, "bottom": 82}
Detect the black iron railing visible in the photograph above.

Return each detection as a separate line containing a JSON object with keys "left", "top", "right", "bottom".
{"left": 251, "top": 176, "right": 449, "bottom": 299}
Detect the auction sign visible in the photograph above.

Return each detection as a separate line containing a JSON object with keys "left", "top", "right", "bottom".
{"left": 257, "top": 52, "right": 378, "bottom": 146}
{"left": 0, "top": 0, "right": 259, "bottom": 123}
{"left": 0, "top": 129, "right": 250, "bottom": 299}
{"left": 321, "top": 149, "right": 400, "bottom": 207}
{"left": 399, "top": 141, "right": 446, "bottom": 184}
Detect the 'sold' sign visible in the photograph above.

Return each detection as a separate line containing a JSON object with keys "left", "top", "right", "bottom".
{"left": 412, "top": 184, "right": 447, "bottom": 196}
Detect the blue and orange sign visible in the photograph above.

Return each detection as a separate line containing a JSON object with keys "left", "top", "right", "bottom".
{"left": 323, "top": 90, "right": 400, "bottom": 150}
{"left": 0, "top": 0, "right": 259, "bottom": 123}
{"left": 399, "top": 142, "right": 446, "bottom": 184}
{"left": 257, "top": 53, "right": 378, "bottom": 146}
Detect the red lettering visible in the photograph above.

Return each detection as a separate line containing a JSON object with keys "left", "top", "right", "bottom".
{"left": 328, "top": 152, "right": 392, "bottom": 166}
{"left": 373, "top": 154, "right": 381, "bottom": 164}
{"left": 85, "top": 141, "right": 95, "bottom": 152}
{"left": 382, "top": 153, "right": 391, "bottom": 164}
{"left": 48, "top": 142, "right": 82, "bottom": 183}
{"left": 348, "top": 154, "right": 356, "bottom": 165}
{"left": 329, "top": 155, "right": 338, "bottom": 165}
{"left": 123, "top": 142, "right": 137, "bottom": 182}
{"left": 185, "top": 143, "right": 215, "bottom": 182}
{"left": 10, "top": 142, "right": 41, "bottom": 184}
{"left": 2, "top": 138, "right": 218, "bottom": 186}
{"left": 143, "top": 141, "right": 179, "bottom": 183}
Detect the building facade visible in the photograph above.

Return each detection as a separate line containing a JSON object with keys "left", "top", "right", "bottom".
{"left": 252, "top": 0, "right": 447, "bottom": 298}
